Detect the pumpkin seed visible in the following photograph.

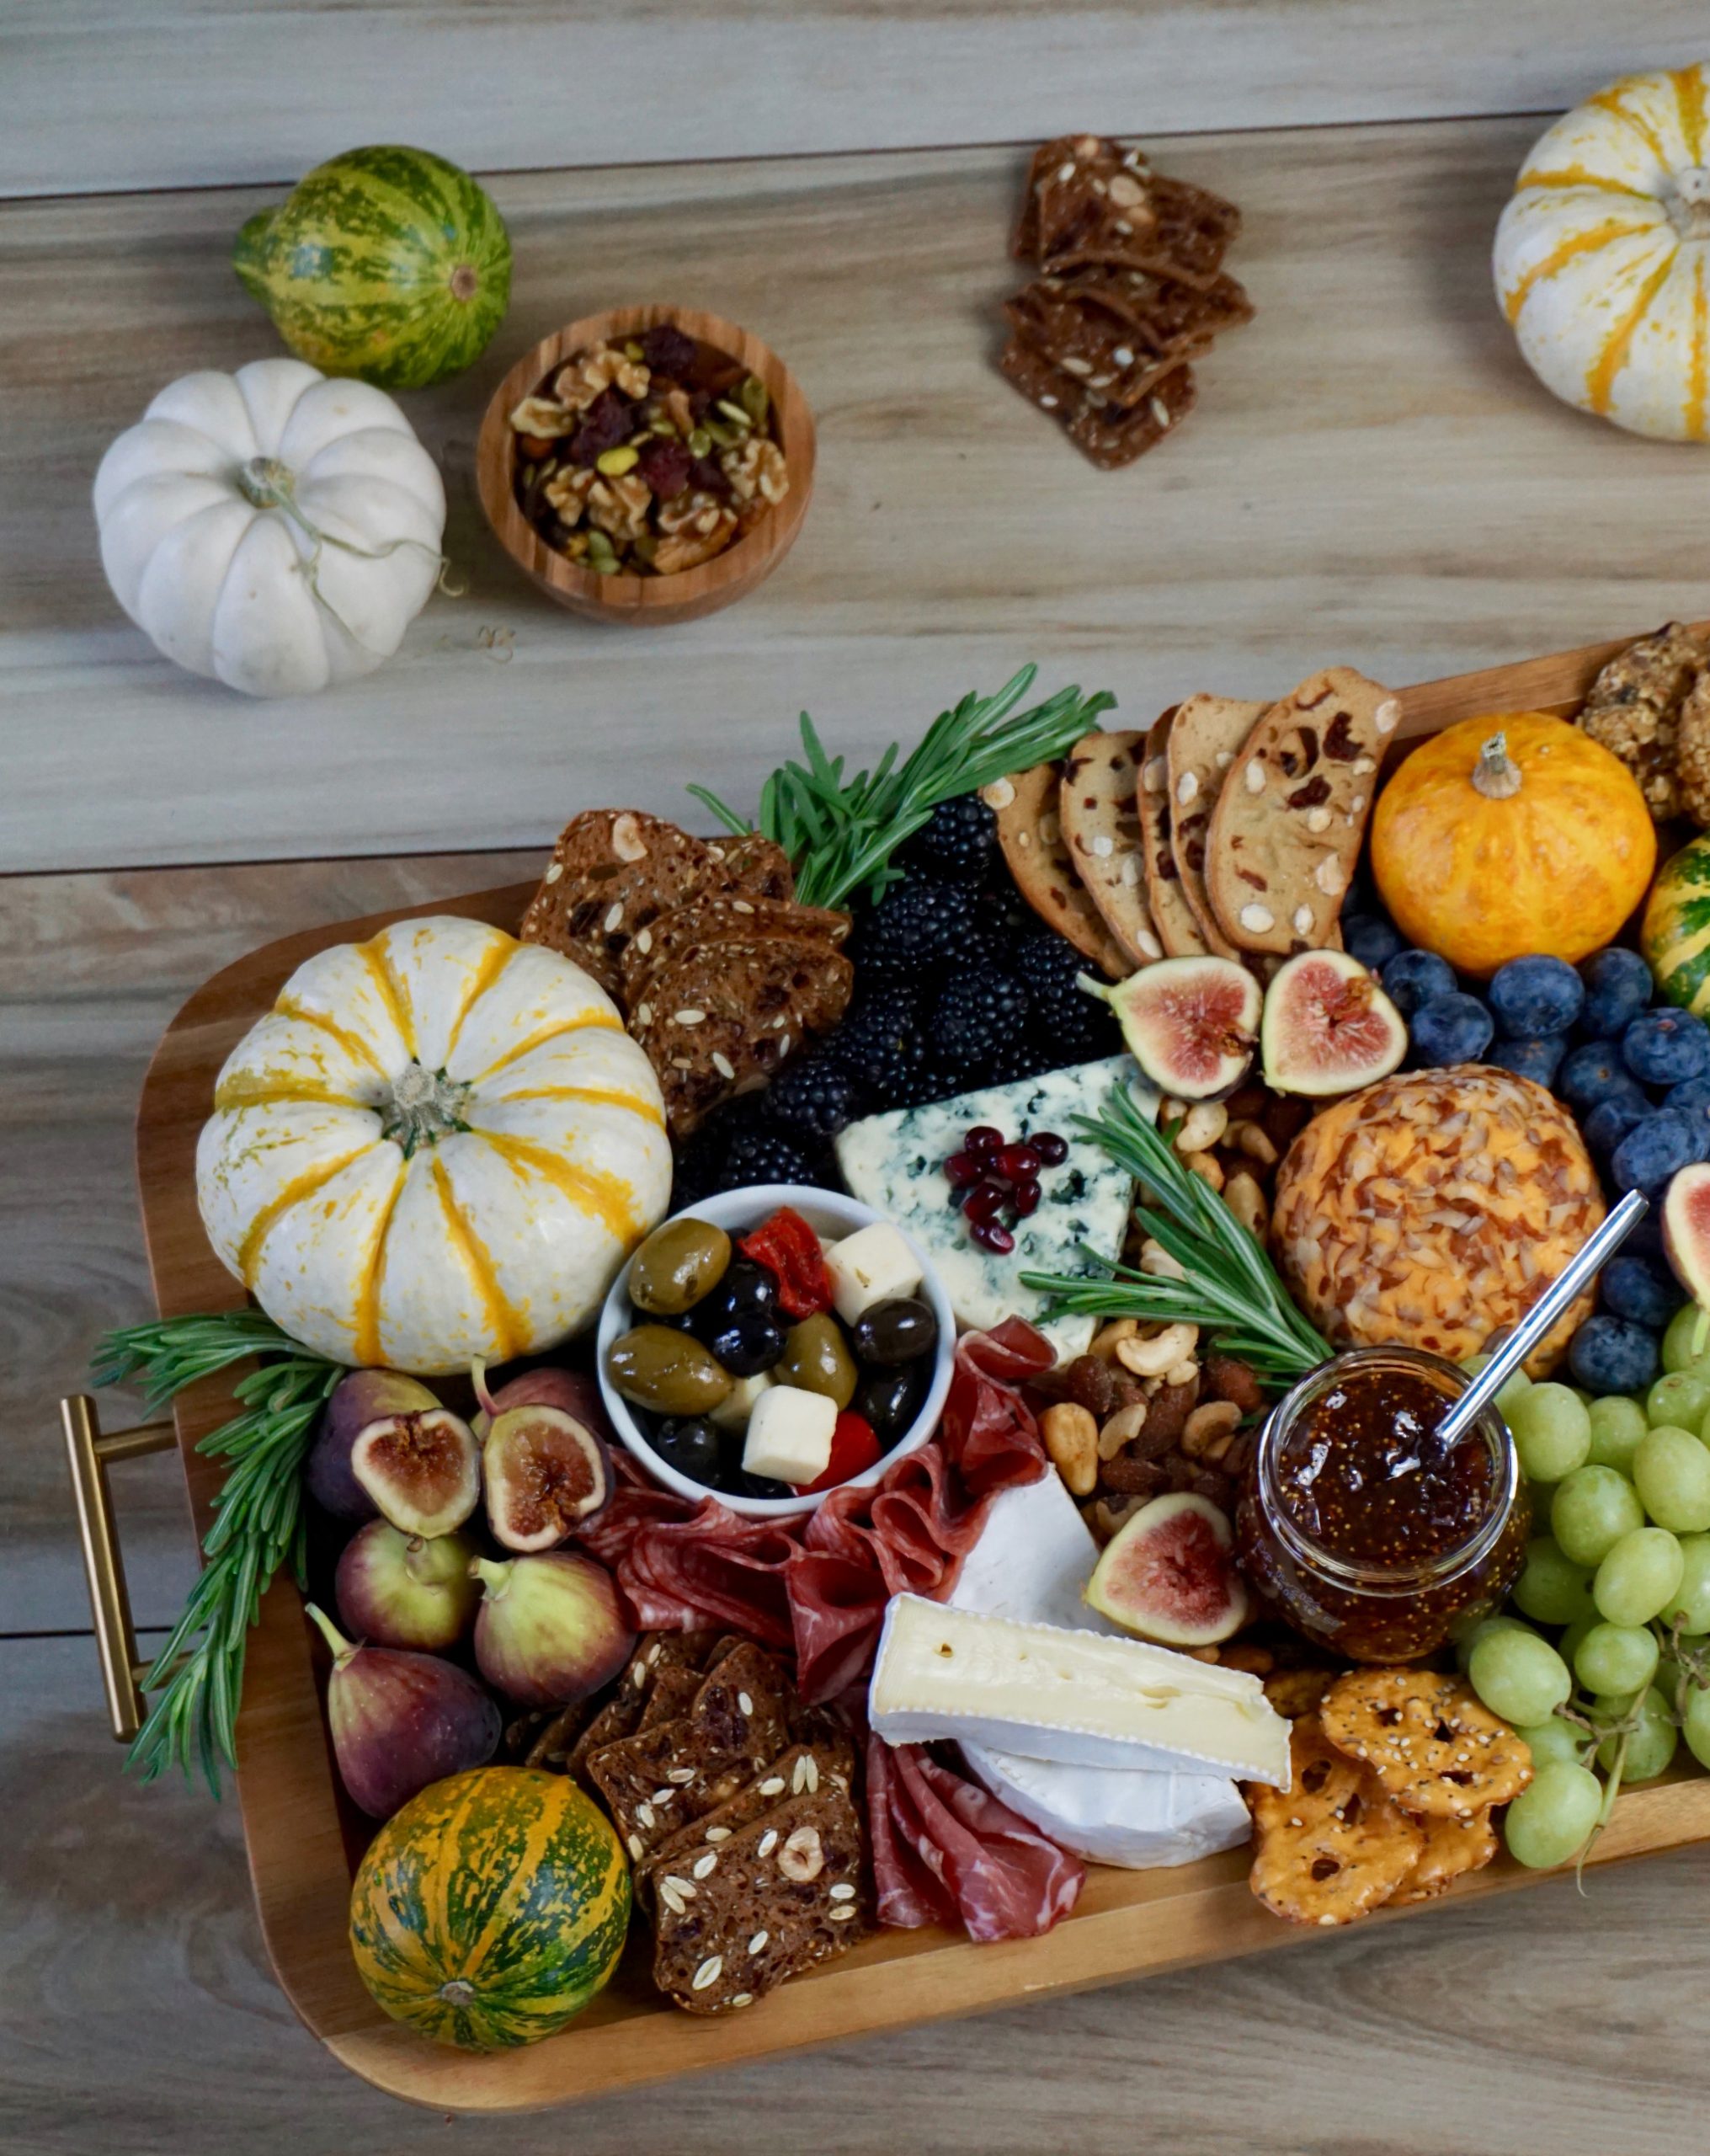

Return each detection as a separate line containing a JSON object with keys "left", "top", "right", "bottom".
{"left": 585, "top": 531, "right": 620, "bottom": 574}
{"left": 714, "top": 399, "right": 754, "bottom": 430}
{"left": 687, "top": 426, "right": 712, "bottom": 457}
{"left": 624, "top": 339, "right": 646, "bottom": 362}
{"left": 597, "top": 445, "right": 640, "bottom": 476}
{"left": 648, "top": 411, "right": 678, "bottom": 436}
{"left": 703, "top": 419, "right": 742, "bottom": 449}
{"left": 738, "top": 375, "right": 770, "bottom": 426}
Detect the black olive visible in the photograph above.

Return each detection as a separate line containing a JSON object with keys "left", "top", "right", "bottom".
{"left": 854, "top": 1360, "right": 929, "bottom": 1440}
{"left": 650, "top": 1417, "right": 722, "bottom": 1483}
{"left": 691, "top": 1258, "right": 779, "bottom": 1340}
{"left": 707, "top": 1313, "right": 787, "bottom": 1377}
{"left": 740, "top": 1470, "right": 794, "bottom": 1501}
{"left": 852, "top": 1295, "right": 939, "bottom": 1368}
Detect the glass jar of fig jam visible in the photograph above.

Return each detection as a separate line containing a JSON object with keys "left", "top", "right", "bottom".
{"left": 1236, "top": 1347, "right": 1529, "bottom": 1663}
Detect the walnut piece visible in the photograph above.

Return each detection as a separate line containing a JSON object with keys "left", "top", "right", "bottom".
{"left": 543, "top": 466, "right": 598, "bottom": 520}
{"left": 586, "top": 472, "right": 653, "bottom": 544}
{"left": 509, "top": 395, "right": 578, "bottom": 438}
{"left": 552, "top": 342, "right": 651, "bottom": 410}
{"left": 721, "top": 435, "right": 790, "bottom": 509}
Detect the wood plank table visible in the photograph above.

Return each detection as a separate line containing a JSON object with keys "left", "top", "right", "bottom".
{"left": 4, "top": 7, "right": 1708, "bottom": 2145}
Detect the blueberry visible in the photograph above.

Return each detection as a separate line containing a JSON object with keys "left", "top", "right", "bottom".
{"left": 1342, "top": 916, "right": 1404, "bottom": 972}
{"left": 1569, "top": 1315, "right": 1660, "bottom": 1397}
{"left": 1484, "top": 1034, "right": 1569, "bottom": 1087}
{"left": 1409, "top": 992, "right": 1494, "bottom": 1068}
{"left": 1666, "top": 1072, "right": 1710, "bottom": 1136}
{"left": 1600, "top": 1254, "right": 1681, "bottom": 1330}
{"left": 1609, "top": 1109, "right": 1705, "bottom": 1194}
{"left": 1623, "top": 1008, "right": 1710, "bottom": 1087}
{"left": 1579, "top": 947, "right": 1654, "bottom": 1038}
{"left": 1487, "top": 955, "right": 1585, "bottom": 1040}
{"left": 1558, "top": 1039, "right": 1634, "bottom": 1112}
{"left": 1582, "top": 1091, "right": 1651, "bottom": 1156}
{"left": 1381, "top": 948, "right": 1457, "bottom": 1016}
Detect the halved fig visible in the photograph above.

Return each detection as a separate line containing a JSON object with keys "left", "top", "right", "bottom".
{"left": 483, "top": 1406, "right": 615, "bottom": 1551}
{"left": 1663, "top": 1163, "right": 1710, "bottom": 1309}
{"left": 306, "top": 1369, "right": 440, "bottom": 1521}
{"left": 349, "top": 1406, "right": 480, "bottom": 1540}
{"left": 469, "top": 1359, "right": 605, "bottom": 1443}
{"left": 1260, "top": 947, "right": 1407, "bottom": 1097}
{"left": 1084, "top": 1491, "right": 1249, "bottom": 1645}
{"left": 1091, "top": 956, "right": 1260, "bottom": 1100}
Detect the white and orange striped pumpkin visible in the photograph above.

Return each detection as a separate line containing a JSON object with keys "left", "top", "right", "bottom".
{"left": 196, "top": 916, "right": 671, "bottom": 1373}
{"left": 1494, "top": 64, "right": 1710, "bottom": 440}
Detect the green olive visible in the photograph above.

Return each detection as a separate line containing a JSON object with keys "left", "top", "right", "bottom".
{"left": 609, "top": 1326, "right": 732, "bottom": 1416}
{"left": 778, "top": 1312, "right": 857, "bottom": 1410}
{"left": 629, "top": 1217, "right": 732, "bottom": 1316}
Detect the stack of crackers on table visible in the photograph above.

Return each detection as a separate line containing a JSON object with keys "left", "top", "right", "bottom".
{"left": 1250, "top": 1668, "right": 1533, "bottom": 1925}
{"left": 1000, "top": 133, "right": 1253, "bottom": 468}
{"left": 513, "top": 1630, "right": 868, "bottom": 2015}
{"left": 983, "top": 666, "right": 1404, "bottom": 975}
{"left": 521, "top": 808, "right": 854, "bottom": 1136}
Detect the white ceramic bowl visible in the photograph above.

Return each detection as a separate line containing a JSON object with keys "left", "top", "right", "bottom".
{"left": 597, "top": 1185, "right": 956, "bottom": 1519}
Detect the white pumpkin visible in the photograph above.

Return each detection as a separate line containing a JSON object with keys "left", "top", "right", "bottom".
{"left": 93, "top": 356, "right": 446, "bottom": 696}
{"left": 196, "top": 916, "right": 673, "bottom": 1374}
{"left": 1494, "top": 65, "right": 1710, "bottom": 440}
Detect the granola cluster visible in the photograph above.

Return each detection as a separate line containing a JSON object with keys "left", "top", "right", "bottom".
{"left": 509, "top": 323, "right": 788, "bottom": 577}
{"left": 1578, "top": 620, "right": 1710, "bottom": 823}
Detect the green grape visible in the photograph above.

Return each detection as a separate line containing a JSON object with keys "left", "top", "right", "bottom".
{"left": 1647, "top": 1369, "right": 1710, "bottom": 1430}
{"left": 1462, "top": 1353, "right": 1532, "bottom": 1422}
{"left": 1511, "top": 1535, "right": 1595, "bottom": 1625}
{"left": 1586, "top": 1395, "right": 1649, "bottom": 1473}
{"left": 1685, "top": 1681, "right": 1710, "bottom": 1770}
{"left": 1664, "top": 1534, "right": 1710, "bottom": 1631}
{"left": 1573, "top": 1620, "right": 1660, "bottom": 1695}
{"left": 1633, "top": 1425, "right": 1710, "bottom": 1533}
{"left": 1516, "top": 1716, "right": 1590, "bottom": 1768}
{"left": 1595, "top": 1686, "right": 1678, "bottom": 1783}
{"left": 1553, "top": 1465, "right": 1646, "bottom": 1567}
{"left": 1504, "top": 1759, "right": 1604, "bottom": 1868}
{"left": 1510, "top": 1384, "right": 1592, "bottom": 1482}
{"left": 1451, "top": 1612, "right": 1535, "bottom": 1673}
{"left": 1593, "top": 1525, "right": 1686, "bottom": 1626}
{"left": 1660, "top": 1301, "right": 1710, "bottom": 1374}
{"left": 1558, "top": 1612, "right": 1598, "bottom": 1670}
{"left": 1468, "top": 1626, "right": 1572, "bottom": 1726}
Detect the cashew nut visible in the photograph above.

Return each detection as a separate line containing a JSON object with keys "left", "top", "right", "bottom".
{"left": 1089, "top": 1317, "right": 1139, "bottom": 1360}
{"left": 1230, "top": 1119, "right": 1279, "bottom": 1167}
{"left": 1040, "top": 1401, "right": 1099, "bottom": 1497}
{"left": 1184, "top": 1149, "right": 1224, "bottom": 1193}
{"left": 1174, "top": 1102, "right": 1229, "bottom": 1155}
{"left": 1139, "top": 1239, "right": 1188, "bottom": 1281}
{"left": 1223, "top": 1169, "right": 1269, "bottom": 1240}
{"left": 1098, "top": 1401, "right": 1148, "bottom": 1457}
{"left": 1115, "top": 1322, "right": 1200, "bottom": 1377}
{"left": 1181, "top": 1400, "right": 1242, "bottom": 1457}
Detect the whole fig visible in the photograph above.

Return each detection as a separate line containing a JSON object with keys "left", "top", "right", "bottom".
{"left": 305, "top": 1603, "right": 500, "bottom": 1818}
{"left": 306, "top": 1369, "right": 440, "bottom": 1521}
{"left": 335, "top": 1521, "right": 482, "bottom": 1652}
{"left": 350, "top": 1403, "right": 480, "bottom": 1540}
{"left": 469, "top": 1553, "right": 634, "bottom": 1709}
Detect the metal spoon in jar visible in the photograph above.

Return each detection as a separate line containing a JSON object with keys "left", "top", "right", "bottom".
{"left": 1433, "top": 1187, "right": 1651, "bottom": 1451}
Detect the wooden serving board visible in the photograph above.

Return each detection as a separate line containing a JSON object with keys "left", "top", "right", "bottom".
{"left": 135, "top": 621, "right": 1710, "bottom": 2114}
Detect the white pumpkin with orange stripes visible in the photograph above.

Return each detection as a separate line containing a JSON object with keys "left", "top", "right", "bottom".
{"left": 1494, "top": 64, "right": 1710, "bottom": 440}
{"left": 195, "top": 915, "right": 672, "bottom": 1373}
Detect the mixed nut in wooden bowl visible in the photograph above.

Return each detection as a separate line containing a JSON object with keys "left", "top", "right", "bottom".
{"left": 476, "top": 305, "right": 816, "bottom": 627}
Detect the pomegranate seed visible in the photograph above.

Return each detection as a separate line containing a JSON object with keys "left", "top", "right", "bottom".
{"left": 997, "top": 1142, "right": 1041, "bottom": 1181}
{"left": 965, "top": 1124, "right": 1004, "bottom": 1157}
{"left": 963, "top": 1179, "right": 1008, "bottom": 1224}
{"left": 1032, "top": 1131, "right": 1068, "bottom": 1166}
{"left": 1011, "top": 1178, "right": 1041, "bottom": 1217}
{"left": 972, "top": 1219, "right": 1015, "bottom": 1254}
{"left": 944, "top": 1150, "right": 980, "bottom": 1187}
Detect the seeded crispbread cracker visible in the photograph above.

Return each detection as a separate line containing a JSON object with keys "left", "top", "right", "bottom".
{"left": 1057, "top": 728, "right": 1163, "bottom": 969}
{"left": 621, "top": 893, "right": 850, "bottom": 1011}
{"left": 648, "top": 1781, "right": 870, "bottom": 2015}
{"left": 634, "top": 1738, "right": 857, "bottom": 1915}
{"left": 983, "top": 760, "right": 1132, "bottom": 974}
{"left": 1204, "top": 668, "right": 1399, "bottom": 957}
{"left": 1137, "top": 710, "right": 1210, "bottom": 958}
{"left": 1012, "top": 134, "right": 1161, "bottom": 265}
{"left": 1004, "top": 267, "right": 1251, "bottom": 410}
{"left": 999, "top": 338, "right": 1197, "bottom": 470}
{"left": 1165, "top": 693, "right": 1266, "bottom": 960}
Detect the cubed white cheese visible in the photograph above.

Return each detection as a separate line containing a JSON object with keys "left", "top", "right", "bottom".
{"left": 741, "top": 1384, "right": 837, "bottom": 1485}
{"left": 707, "top": 1369, "right": 775, "bottom": 1433}
{"left": 823, "top": 1221, "right": 923, "bottom": 1323}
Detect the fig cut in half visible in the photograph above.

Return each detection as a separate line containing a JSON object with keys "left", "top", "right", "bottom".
{"left": 1663, "top": 1162, "right": 1710, "bottom": 1310}
{"left": 1093, "top": 955, "right": 1260, "bottom": 1101}
{"left": 306, "top": 1369, "right": 440, "bottom": 1522}
{"left": 1084, "top": 1491, "right": 1249, "bottom": 1646}
{"left": 349, "top": 1406, "right": 480, "bottom": 1540}
{"left": 471, "top": 1360, "right": 615, "bottom": 1550}
{"left": 1260, "top": 947, "right": 1408, "bottom": 1097}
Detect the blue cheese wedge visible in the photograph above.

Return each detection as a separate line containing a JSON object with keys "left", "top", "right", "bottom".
{"left": 833, "top": 1054, "right": 1152, "bottom": 1362}
{"left": 869, "top": 1593, "right": 1291, "bottom": 1786}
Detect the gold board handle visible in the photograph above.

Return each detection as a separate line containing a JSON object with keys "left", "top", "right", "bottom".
{"left": 61, "top": 1396, "right": 178, "bottom": 1742}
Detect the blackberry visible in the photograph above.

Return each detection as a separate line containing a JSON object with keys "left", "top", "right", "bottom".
{"left": 826, "top": 985, "right": 927, "bottom": 1106}
{"left": 903, "top": 792, "right": 998, "bottom": 882}
{"left": 930, "top": 966, "right": 1031, "bottom": 1082}
{"left": 963, "top": 888, "right": 1023, "bottom": 973}
{"left": 850, "top": 875, "right": 976, "bottom": 979}
{"left": 763, "top": 1050, "right": 861, "bottom": 1143}
{"left": 1012, "top": 933, "right": 1121, "bottom": 1060}
{"left": 719, "top": 1125, "right": 823, "bottom": 1190}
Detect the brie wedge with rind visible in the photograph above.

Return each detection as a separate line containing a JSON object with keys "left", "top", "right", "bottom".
{"left": 960, "top": 1742, "right": 1252, "bottom": 1868}
{"left": 869, "top": 1594, "right": 1291, "bottom": 1786}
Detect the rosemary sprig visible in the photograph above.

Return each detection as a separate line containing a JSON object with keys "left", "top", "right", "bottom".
{"left": 92, "top": 1311, "right": 344, "bottom": 1796}
{"left": 1020, "top": 1086, "right": 1332, "bottom": 1387}
{"left": 688, "top": 665, "right": 1116, "bottom": 909}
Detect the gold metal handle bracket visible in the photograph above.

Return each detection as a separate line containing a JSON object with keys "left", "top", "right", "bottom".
{"left": 61, "top": 1394, "right": 178, "bottom": 1742}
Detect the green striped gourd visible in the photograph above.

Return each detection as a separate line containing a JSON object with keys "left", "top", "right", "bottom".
{"left": 1643, "top": 835, "right": 1710, "bottom": 1018}
{"left": 235, "top": 146, "right": 511, "bottom": 391}
{"left": 349, "top": 1766, "right": 630, "bottom": 2049}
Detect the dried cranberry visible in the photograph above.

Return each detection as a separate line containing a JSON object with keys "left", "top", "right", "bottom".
{"left": 568, "top": 388, "right": 632, "bottom": 466}
{"left": 639, "top": 323, "right": 698, "bottom": 376}
{"left": 636, "top": 436, "right": 692, "bottom": 499}
{"left": 944, "top": 1150, "right": 981, "bottom": 1187}
{"left": 1011, "top": 1178, "right": 1041, "bottom": 1217}
{"left": 972, "top": 1220, "right": 1015, "bottom": 1254}
{"left": 688, "top": 455, "right": 730, "bottom": 497}
{"left": 963, "top": 1180, "right": 1008, "bottom": 1225}
{"left": 997, "top": 1142, "right": 1040, "bottom": 1182}
{"left": 965, "top": 1125, "right": 1004, "bottom": 1158}
{"left": 1031, "top": 1131, "right": 1068, "bottom": 1166}
{"left": 690, "top": 387, "right": 715, "bottom": 420}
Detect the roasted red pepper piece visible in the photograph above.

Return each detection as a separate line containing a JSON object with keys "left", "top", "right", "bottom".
{"left": 739, "top": 1207, "right": 832, "bottom": 1320}
{"left": 796, "top": 1412, "right": 882, "bottom": 1496}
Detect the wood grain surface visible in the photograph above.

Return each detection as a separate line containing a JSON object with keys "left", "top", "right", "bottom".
{"left": 13, "top": 116, "right": 1710, "bottom": 875}
{"left": 4, "top": 2, "right": 1708, "bottom": 197}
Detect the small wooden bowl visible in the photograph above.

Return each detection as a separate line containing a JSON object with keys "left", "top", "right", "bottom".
{"left": 476, "top": 304, "right": 815, "bottom": 627}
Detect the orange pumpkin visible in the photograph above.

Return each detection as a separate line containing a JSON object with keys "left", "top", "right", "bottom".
{"left": 1372, "top": 712, "right": 1655, "bottom": 977}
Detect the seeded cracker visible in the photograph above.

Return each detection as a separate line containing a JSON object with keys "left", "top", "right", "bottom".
{"left": 620, "top": 893, "right": 850, "bottom": 1010}
{"left": 1137, "top": 709, "right": 1212, "bottom": 957}
{"left": 1318, "top": 1669, "right": 1534, "bottom": 1819}
{"left": 1248, "top": 1716, "right": 1425, "bottom": 1927}
{"left": 1164, "top": 693, "right": 1267, "bottom": 959}
{"left": 984, "top": 759, "right": 1132, "bottom": 973}
{"left": 635, "top": 1738, "right": 857, "bottom": 1913}
{"left": 1394, "top": 1807, "right": 1500, "bottom": 1903}
{"left": 1057, "top": 728, "right": 1165, "bottom": 968}
{"left": 999, "top": 338, "right": 1197, "bottom": 471}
